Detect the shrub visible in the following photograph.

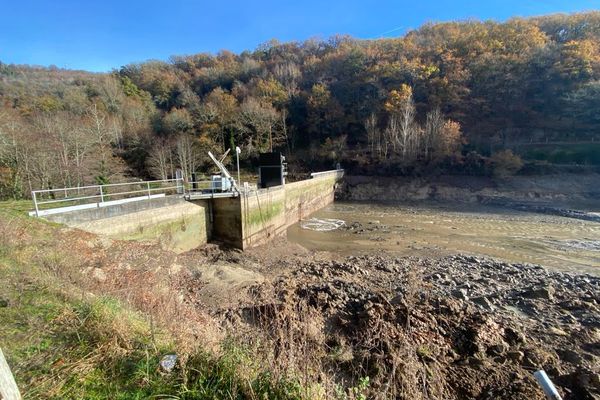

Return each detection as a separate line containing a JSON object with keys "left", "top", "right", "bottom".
{"left": 490, "top": 150, "right": 523, "bottom": 178}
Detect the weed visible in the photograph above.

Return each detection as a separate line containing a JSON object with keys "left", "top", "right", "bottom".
{"left": 350, "top": 376, "right": 370, "bottom": 400}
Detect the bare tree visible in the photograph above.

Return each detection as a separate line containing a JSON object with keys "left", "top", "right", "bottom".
{"left": 0, "top": 111, "right": 28, "bottom": 196}
{"left": 281, "top": 108, "right": 291, "bottom": 155}
{"left": 71, "top": 125, "right": 95, "bottom": 187}
{"left": 108, "top": 116, "right": 124, "bottom": 150}
{"left": 176, "top": 134, "right": 200, "bottom": 179}
{"left": 383, "top": 115, "right": 399, "bottom": 159}
{"left": 273, "top": 61, "right": 301, "bottom": 95}
{"left": 365, "top": 113, "right": 381, "bottom": 157}
{"left": 98, "top": 75, "right": 125, "bottom": 114}
{"left": 34, "top": 112, "right": 81, "bottom": 188}
{"left": 399, "top": 97, "right": 417, "bottom": 159}
{"left": 82, "top": 103, "right": 130, "bottom": 183}
{"left": 424, "top": 108, "right": 444, "bottom": 160}
{"left": 148, "top": 139, "right": 175, "bottom": 180}
{"left": 86, "top": 103, "right": 112, "bottom": 181}
{"left": 121, "top": 97, "right": 154, "bottom": 140}
{"left": 239, "top": 97, "right": 280, "bottom": 152}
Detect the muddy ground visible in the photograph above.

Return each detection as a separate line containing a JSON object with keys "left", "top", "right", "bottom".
{"left": 77, "top": 230, "right": 600, "bottom": 400}
{"left": 45, "top": 225, "right": 600, "bottom": 399}
{"left": 222, "top": 244, "right": 599, "bottom": 399}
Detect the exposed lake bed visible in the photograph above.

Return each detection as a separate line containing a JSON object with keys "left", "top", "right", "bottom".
{"left": 288, "top": 201, "right": 600, "bottom": 275}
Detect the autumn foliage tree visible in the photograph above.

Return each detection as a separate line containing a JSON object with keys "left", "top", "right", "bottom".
{"left": 2, "top": 12, "right": 600, "bottom": 198}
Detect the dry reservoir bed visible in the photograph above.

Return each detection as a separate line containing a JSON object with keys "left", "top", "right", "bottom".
{"left": 287, "top": 201, "right": 600, "bottom": 275}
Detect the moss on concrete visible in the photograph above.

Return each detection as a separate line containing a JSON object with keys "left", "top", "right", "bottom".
{"left": 118, "top": 213, "right": 208, "bottom": 253}
{"left": 285, "top": 178, "right": 335, "bottom": 205}
{"left": 244, "top": 199, "right": 284, "bottom": 228}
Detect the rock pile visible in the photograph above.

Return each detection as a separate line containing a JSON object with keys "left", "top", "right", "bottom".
{"left": 232, "top": 254, "right": 599, "bottom": 399}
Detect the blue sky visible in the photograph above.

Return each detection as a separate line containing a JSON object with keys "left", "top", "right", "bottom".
{"left": 1, "top": 0, "right": 598, "bottom": 72}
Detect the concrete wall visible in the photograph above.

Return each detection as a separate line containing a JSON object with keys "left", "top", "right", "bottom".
{"left": 44, "top": 170, "right": 343, "bottom": 251}
{"left": 211, "top": 197, "right": 244, "bottom": 249}
{"left": 232, "top": 170, "right": 343, "bottom": 249}
{"left": 239, "top": 185, "right": 287, "bottom": 248}
{"left": 284, "top": 171, "right": 342, "bottom": 224}
{"left": 48, "top": 197, "right": 211, "bottom": 253}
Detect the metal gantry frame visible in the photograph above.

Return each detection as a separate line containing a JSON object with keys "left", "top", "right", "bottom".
{"left": 207, "top": 150, "right": 239, "bottom": 192}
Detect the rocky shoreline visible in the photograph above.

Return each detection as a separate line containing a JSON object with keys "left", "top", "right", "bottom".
{"left": 480, "top": 198, "right": 600, "bottom": 223}
{"left": 338, "top": 174, "right": 600, "bottom": 222}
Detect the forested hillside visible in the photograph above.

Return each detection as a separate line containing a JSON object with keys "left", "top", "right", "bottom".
{"left": 1, "top": 12, "right": 600, "bottom": 198}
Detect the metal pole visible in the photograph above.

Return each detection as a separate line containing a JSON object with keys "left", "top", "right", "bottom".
{"left": 534, "top": 370, "right": 563, "bottom": 400}
{"left": 99, "top": 186, "right": 104, "bottom": 203}
{"left": 33, "top": 192, "right": 39, "bottom": 217}
{"left": 0, "top": 348, "right": 21, "bottom": 400}
{"left": 236, "top": 147, "right": 241, "bottom": 186}
{"left": 147, "top": 182, "right": 151, "bottom": 199}
{"left": 176, "top": 169, "right": 184, "bottom": 195}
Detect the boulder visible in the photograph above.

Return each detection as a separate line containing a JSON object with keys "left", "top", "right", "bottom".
{"left": 160, "top": 354, "right": 178, "bottom": 373}
{"left": 523, "top": 285, "right": 556, "bottom": 301}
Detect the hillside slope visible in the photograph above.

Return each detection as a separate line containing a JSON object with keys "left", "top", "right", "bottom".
{"left": 2, "top": 12, "right": 600, "bottom": 199}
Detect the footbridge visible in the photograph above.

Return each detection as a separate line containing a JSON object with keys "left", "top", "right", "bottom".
{"left": 30, "top": 170, "right": 344, "bottom": 252}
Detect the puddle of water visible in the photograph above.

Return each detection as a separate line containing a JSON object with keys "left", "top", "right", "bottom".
{"left": 287, "top": 201, "right": 600, "bottom": 275}
{"left": 300, "top": 218, "right": 346, "bottom": 231}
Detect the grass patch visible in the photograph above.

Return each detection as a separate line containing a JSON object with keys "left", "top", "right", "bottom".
{"left": 0, "top": 199, "right": 36, "bottom": 217}
{"left": 0, "top": 200, "right": 309, "bottom": 399}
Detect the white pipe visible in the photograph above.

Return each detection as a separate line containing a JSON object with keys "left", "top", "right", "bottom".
{"left": 534, "top": 370, "right": 563, "bottom": 400}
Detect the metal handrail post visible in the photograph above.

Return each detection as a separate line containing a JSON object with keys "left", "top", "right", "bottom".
{"left": 31, "top": 178, "right": 195, "bottom": 216}
{"left": 33, "top": 192, "right": 39, "bottom": 217}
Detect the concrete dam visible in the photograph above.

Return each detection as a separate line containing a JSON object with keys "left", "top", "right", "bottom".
{"left": 43, "top": 170, "right": 344, "bottom": 252}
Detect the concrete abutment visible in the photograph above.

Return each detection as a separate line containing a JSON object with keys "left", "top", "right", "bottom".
{"left": 45, "top": 170, "right": 344, "bottom": 251}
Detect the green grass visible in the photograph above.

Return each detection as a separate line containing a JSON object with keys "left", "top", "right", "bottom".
{"left": 0, "top": 200, "right": 308, "bottom": 399}
{"left": 0, "top": 199, "right": 35, "bottom": 216}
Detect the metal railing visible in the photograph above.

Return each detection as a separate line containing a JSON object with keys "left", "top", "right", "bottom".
{"left": 186, "top": 180, "right": 228, "bottom": 193}
{"left": 183, "top": 178, "right": 255, "bottom": 199}
{"left": 30, "top": 169, "right": 344, "bottom": 217}
{"left": 310, "top": 169, "right": 345, "bottom": 179}
{"left": 31, "top": 178, "right": 184, "bottom": 217}
{"left": 185, "top": 180, "right": 234, "bottom": 197}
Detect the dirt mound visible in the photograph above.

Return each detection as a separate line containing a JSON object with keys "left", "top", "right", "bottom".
{"left": 217, "top": 254, "right": 600, "bottom": 399}
{"left": 186, "top": 263, "right": 265, "bottom": 309}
